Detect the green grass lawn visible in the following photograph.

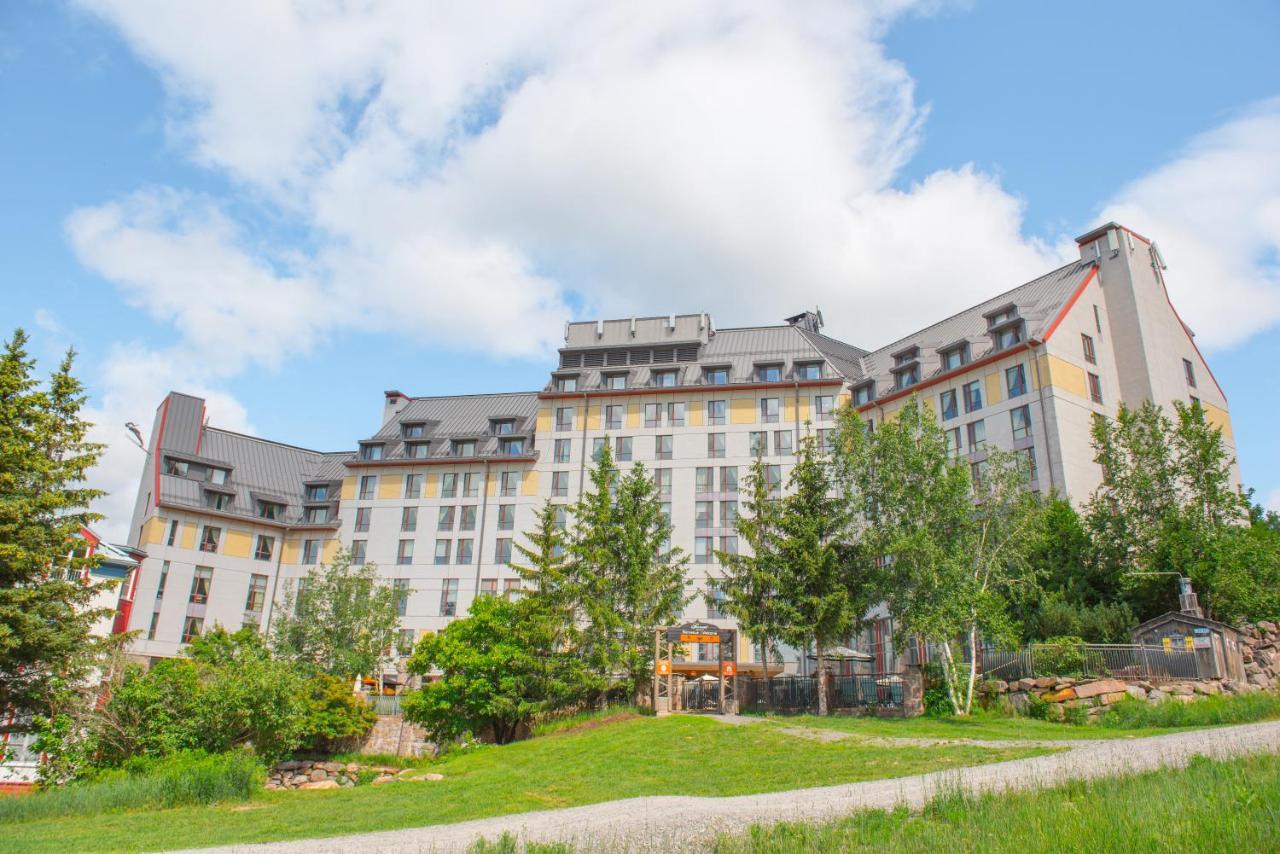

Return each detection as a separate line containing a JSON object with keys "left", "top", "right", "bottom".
{"left": 2, "top": 714, "right": 1049, "bottom": 854}
{"left": 712, "top": 752, "right": 1280, "bottom": 852}
{"left": 765, "top": 711, "right": 1184, "bottom": 741}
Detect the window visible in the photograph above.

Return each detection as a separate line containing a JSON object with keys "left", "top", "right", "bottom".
{"left": 615, "top": 437, "right": 633, "bottom": 462}
{"left": 553, "top": 505, "right": 568, "bottom": 530}
{"left": 165, "top": 457, "right": 190, "bottom": 477}
{"left": 463, "top": 473, "right": 480, "bottom": 498}
{"left": 591, "top": 437, "right": 606, "bottom": 461}
{"left": 945, "top": 427, "right": 962, "bottom": 460}
{"left": 254, "top": 535, "right": 274, "bottom": 561}
{"left": 1094, "top": 304, "right": 1103, "bottom": 333}
{"left": 1082, "top": 333, "right": 1097, "bottom": 365}
{"left": 156, "top": 561, "right": 170, "bottom": 598}
{"left": 1183, "top": 358, "right": 1197, "bottom": 388}
{"left": 181, "top": 616, "right": 204, "bottom": 644}
{"left": 941, "top": 345, "right": 968, "bottom": 371}
{"left": 963, "top": 381, "right": 983, "bottom": 413}
{"left": 437, "top": 506, "right": 455, "bottom": 530}
{"left": 306, "top": 484, "right": 329, "bottom": 502}
{"left": 1088, "top": 372, "right": 1104, "bottom": 404}
{"left": 189, "top": 566, "right": 212, "bottom": 604}
{"left": 198, "top": 526, "right": 220, "bottom": 553}
{"left": 302, "top": 539, "right": 322, "bottom": 564}
{"left": 774, "top": 430, "right": 793, "bottom": 456}
{"left": 440, "top": 473, "right": 457, "bottom": 498}
{"left": 706, "top": 585, "right": 729, "bottom": 619}
{"left": 707, "top": 433, "right": 725, "bottom": 459}
{"left": 147, "top": 611, "right": 160, "bottom": 641}
{"left": 554, "top": 438, "right": 571, "bottom": 463}
{"left": 500, "top": 471, "right": 520, "bottom": 496}
{"left": 402, "top": 423, "right": 426, "bottom": 439}
{"left": 707, "top": 399, "right": 727, "bottom": 425}
{"left": 492, "top": 419, "right": 515, "bottom": 435}
{"left": 796, "top": 363, "right": 822, "bottom": 380}
{"left": 970, "top": 459, "right": 987, "bottom": 487}
{"left": 644, "top": 402, "right": 661, "bottom": 428}
{"left": 606, "top": 373, "right": 628, "bottom": 390}
{"left": 695, "top": 501, "right": 714, "bottom": 527}
{"left": 209, "top": 467, "right": 229, "bottom": 485}
{"left": 656, "top": 434, "right": 673, "bottom": 460}
{"left": 760, "top": 398, "right": 780, "bottom": 423}
{"left": 167, "top": 519, "right": 179, "bottom": 546}
{"left": 304, "top": 506, "right": 329, "bottom": 524}
{"left": 719, "top": 535, "right": 738, "bottom": 556}
{"left": 205, "top": 491, "right": 232, "bottom": 511}
{"left": 654, "top": 468, "right": 672, "bottom": 497}
{"left": 555, "top": 375, "right": 578, "bottom": 392}
{"left": 401, "top": 507, "right": 418, "bottom": 533}
{"left": 704, "top": 367, "right": 729, "bottom": 385}
{"left": 852, "top": 383, "right": 874, "bottom": 406}
{"left": 351, "top": 539, "right": 367, "bottom": 563}
{"left": 393, "top": 578, "right": 410, "bottom": 616}
{"left": 605, "top": 404, "right": 624, "bottom": 430}
{"left": 1006, "top": 364, "right": 1027, "bottom": 398}
{"left": 749, "top": 431, "right": 768, "bottom": 456}
{"left": 695, "top": 536, "right": 714, "bottom": 564}
{"left": 721, "top": 500, "right": 738, "bottom": 526}
{"left": 756, "top": 364, "right": 782, "bottom": 383}
{"left": 817, "top": 428, "right": 833, "bottom": 452}
{"left": 245, "top": 574, "right": 268, "bottom": 613}
{"left": 480, "top": 578, "right": 498, "bottom": 596}
{"left": 966, "top": 419, "right": 986, "bottom": 451}
{"left": 396, "top": 539, "right": 414, "bottom": 565}
{"left": 358, "top": 476, "right": 376, "bottom": 500}
{"left": 503, "top": 579, "right": 522, "bottom": 599}
{"left": 1010, "top": 406, "right": 1032, "bottom": 441}
{"left": 720, "top": 466, "right": 738, "bottom": 493}
{"left": 440, "top": 579, "right": 459, "bottom": 617}
{"left": 459, "top": 505, "right": 477, "bottom": 531}
{"left": 667, "top": 402, "right": 686, "bottom": 426}
{"left": 555, "top": 407, "right": 575, "bottom": 431}
{"left": 696, "top": 467, "right": 715, "bottom": 493}
{"left": 456, "top": 538, "right": 474, "bottom": 564}
{"left": 495, "top": 538, "right": 513, "bottom": 564}
{"left": 939, "top": 390, "right": 958, "bottom": 421}
{"left": 434, "top": 540, "right": 451, "bottom": 564}
{"left": 452, "top": 440, "right": 476, "bottom": 458}
{"left": 497, "top": 504, "right": 515, "bottom": 530}
{"left": 994, "top": 324, "right": 1023, "bottom": 349}
{"left": 397, "top": 629, "right": 416, "bottom": 656}
{"left": 814, "top": 395, "right": 834, "bottom": 420}
{"left": 765, "top": 465, "right": 782, "bottom": 494}
{"left": 653, "top": 370, "right": 677, "bottom": 387}
{"left": 895, "top": 365, "right": 921, "bottom": 390}
{"left": 500, "top": 437, "right": 526, "bottom": 456}
{"left": 1022, "top": 447, "right": 1039, "bottom": 483}
{"left": 359, "top": 443, "right": 383, "bottom": 461}
{"left": 552, "top": 471, "right": 569, "bottom": 497}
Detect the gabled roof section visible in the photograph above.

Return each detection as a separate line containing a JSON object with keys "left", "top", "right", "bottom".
{"left": 363, "top": 391, "right": 541, "bottom": 463}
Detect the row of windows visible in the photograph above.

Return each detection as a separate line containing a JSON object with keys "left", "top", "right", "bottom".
{"left": 938, "top": 365, "right": 1029, "bottom": 421}
{"left": 348, "top": 470, "right": 525, "bottom": 502}
{"left": 353, "top": 504, "right": 519, "bottom": 535}
{"left": 147, "top": 562, "right": 270, "bottom": 642}
{"left": 554, "top": 395, "right": 835, "bottom": 432}
{"left": 553, "top": 362, "right": 826, "bottom": 393}
{"left": 358, "top": 436, "right": 527, "bottom": 461}
{"left": 943, "top": 405, "right": 1034, "bottom": 459}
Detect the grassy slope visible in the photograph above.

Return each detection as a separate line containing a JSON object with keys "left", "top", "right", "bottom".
{"left": 3, "top": 715, "right": 1048, "bottom": 854}
{"left": 713, "top": 752, "right": 1280, "bottom": 852}
{"left": 768, "top": 712, "right": 1183, "bottom": 740}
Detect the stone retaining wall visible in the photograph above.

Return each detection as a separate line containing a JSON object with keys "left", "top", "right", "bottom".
{"left": 1242, "top": 621, "right": 1279, "bottom": 690}
{"left": 981, "top": 673, "right": 1264, "bottom": 721}
{"left": 359, "top": 714, "right": 436, "bottom": 758}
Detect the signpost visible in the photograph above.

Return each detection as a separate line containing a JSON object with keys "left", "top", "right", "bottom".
{"left": 655, "top": 622, "right": 739, "bottom": 713}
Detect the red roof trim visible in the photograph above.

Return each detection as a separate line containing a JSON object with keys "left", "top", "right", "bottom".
{"left": 152, "top": 397, "right": 170, "bottom": 508}
{"left": 1041, "top": 266, "right": 1099, "bottom": 343}
{"left": 857, "top": 342, "right": 1034, "bottom": 413}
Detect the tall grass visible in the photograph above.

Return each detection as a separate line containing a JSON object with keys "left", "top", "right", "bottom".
{"left": 713, "top": 752, "right": 1280, "bottom": 852}
{"left": 1098, "top": 691, "right": 1280, "bottom": 729}
{"left": 0, "top": 750, "right": 263, "bottom": 824}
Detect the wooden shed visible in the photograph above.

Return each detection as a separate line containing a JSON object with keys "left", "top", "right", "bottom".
{"left": 1131, "top": 611, "right": 1246, "bottom": 683}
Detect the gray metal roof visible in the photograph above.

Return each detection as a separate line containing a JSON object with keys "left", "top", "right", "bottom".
{"left": 365, "top": 391, "right": 542, "bottom": 462}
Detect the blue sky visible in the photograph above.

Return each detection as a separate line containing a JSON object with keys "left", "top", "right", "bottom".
{"left": 2, "top": 1, "right": 1278, "bottom": 537}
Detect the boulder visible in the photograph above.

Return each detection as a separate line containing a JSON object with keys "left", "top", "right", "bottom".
{"left": 1259, "top": 620, "right": 1277, "bottom": 635}
{"left": 1169, "top": 683, "right": 1195, "bottom": 696}
{"left": 1006, "top": 692, "right": 1030, "bottom": 713}
{"left": 371, "top": 776, "right": 398, "bottom": 785}
{"left": 1146, "top": 689, "right": 1167, "bottom": 703}
{"left": 1033, "top": 677, "right": 1056, "bottom": 689}
{"left": 345, "top": 763, "right": 361, "bottom": 773}
{"left": 308, "top": 769, "right": 328, "bottom": 782}
{"left": 1125, "top": 685, "right": 1147, "bottom": 701}
{"left": 300, "top": 780, "right": 340, "bottom": 790}
{"left": 1041, "top": 687, "right": 1077, "bottom": 703}
{"left": 339, "top": 779, "right": 355, "bottom": 788}
{"left": 1193, "top": 682, "right": 1220, "bottom": 695}
{"left": 1098, "top": 691, "right": 1129, "bottom": 706}
{"left": 322, "top": 762, "right": 344, "bottom": 774}
{"left": 420, "top": 773, "right": 445, "bottom": 781}
{"left": 276, "top": 760, "right": 304, "bottom": 772}
{"left": 1074, "top": 679, "right": 1128, "bottom": 700}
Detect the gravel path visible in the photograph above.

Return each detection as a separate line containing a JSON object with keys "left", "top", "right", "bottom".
{"left": 184, "top": 720, "right": 1280, "bottom": 854}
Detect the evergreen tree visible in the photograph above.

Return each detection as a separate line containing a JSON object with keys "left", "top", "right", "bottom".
{"left": 0, "top": 329, "right": 112, "bottom": 722}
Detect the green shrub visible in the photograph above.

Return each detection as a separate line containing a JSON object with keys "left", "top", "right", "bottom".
{"left": 0, "top": 749, "right": 263, "bottom": 824}
{"left": 1099, "top": 691, "right": 1280, "bottom": 729}
{"left": 1033, "top": 636, "right": 1086, "bottom": 676}
{"left": 298, "top": 674, "right": 378, "bottom": 753}
{"left": 1024, "top": 692, "right": 1050, "bottom": 720}
{"left": 1026, "top": 592, "right": 1136, "bottom": 644}
{"left": 1062, "top": 704, "right": 1089, "bottom": 726}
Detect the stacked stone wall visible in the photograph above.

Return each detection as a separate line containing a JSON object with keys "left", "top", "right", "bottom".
{"left": 982, "top": 673, "right": 1265, "bottom": 721}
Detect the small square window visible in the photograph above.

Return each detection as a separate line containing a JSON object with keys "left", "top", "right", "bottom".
{"left": 1088, "top": 372, "right": 1104, "bottom": 404}
{"left": 1082, "top": 334, "right": 1097, "bottom": 365}
{"left": 966, "top": 419, "right": 986, "bottom": 451}
{"left": 940, "top": 390, "right": 958, "bottom": 421}
{"left": 359, "top": 444, "right": 383, "bottom": 461}
{"left": 1005, "top": 365, "right": 1027, "bottom": 398}
{"left": 774, "top": 430, "right": 793, "bottom": 456}
{"left": 653, "top": 370, "right": 678, "bottom": 387}
{"left": 755, "top": 364, "right": 782, "bottom": 383}
{"left": 656, "top": 434, "right": 673, "bottom": 461}
{"left": 1183, "top": 358, "right": 1196, "bottom": 388}
{"left": 963, "top": 381, "right": 983, "bottom": 413}
{"left": 707, "top": 433, "right": 725, "bottom": 459}
{"left": 796, "top": 363, "right": 822, "bottom": 380}
{"left": 615, "top": 436, "right": 633, "bottom": 462}
{"left": 554, "top": 438, "right": 571, "bottom": 464}
{"left": 707, "top": 399, "right": 726, "bottom": 425}
{"left": 760, "top": 398, "right": 780, "bottom": 423}
{"left": 1010, "top": 405, "right": 1032, "bottom": 441}
{"left": 704, "top": 367, "right": 729, "bottom": 385}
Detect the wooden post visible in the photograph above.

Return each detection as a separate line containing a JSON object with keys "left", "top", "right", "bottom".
{"left": 653, "top": 629, "right": 660, "bottom": 712}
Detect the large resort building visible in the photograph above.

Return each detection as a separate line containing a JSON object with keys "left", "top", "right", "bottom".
{"left": 122, "top": 223, "right": 1236, "bottom": 673}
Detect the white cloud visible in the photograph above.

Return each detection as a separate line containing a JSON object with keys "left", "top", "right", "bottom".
{"left": 1101, "top": 99, "right": 1280, "bottom": 350}
{"left": 1265, "top": 488, "right": 1280, "bottom": 514}
{"left": 33, "top": 308, "right": 64, "bottom": 335}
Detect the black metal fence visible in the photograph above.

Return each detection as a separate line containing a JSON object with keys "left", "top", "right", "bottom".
{"left": 980, "top": 643, "right": 1201, "bottom": 682}
{"left": 734, "top": 674, "right": 904, "bottom": 714}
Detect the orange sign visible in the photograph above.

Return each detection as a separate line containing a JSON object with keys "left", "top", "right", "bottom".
{"left": 680, "top": 633, "right": 721, "bottom": 644}
{"left": 656, "top": 660, "right": 671, "bottom": 676}
{"left": 722, "top": 662, "right": 737, "bottom": 677}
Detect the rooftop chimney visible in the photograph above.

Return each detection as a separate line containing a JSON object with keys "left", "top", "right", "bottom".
{"left": 785, "top": 309, "right": 824, "bottom": 333}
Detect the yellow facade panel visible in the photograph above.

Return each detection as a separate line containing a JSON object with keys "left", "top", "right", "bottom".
{"left": 141, "top": 516, "right": 166, "bottom": 545}
{"left": 224, "top": 529, "right": 252, "bottom": 559}
{"left": 536, "top": 407, "right": 553, "bottom": 433}
{"left": 180, "top": 522, "right": 197, "bottom": 550}
{"left": 340, "top": 476, "right": 356, "bottom": 501}
{"left": 1203, "top": 402, "right": 1234, "bottom": 441}
{"left": 425, "top": 472, "right": 439, "bottom": 498}
{"left": 985, "top": 372, "right": 1003, "bottom": 406}
{"left": 1041, "top": 354, "right": 1088, "bottom": 399}
{"left": 627, "top": 402, "right": 641, "bottom": 428}
{"left": 730, "top": 397, "right": 756, "bottom": 424}
{"left": 321, "top": 539, "right": 339, "bottom": 564}
{"left": 282, "top": 539, "right": 300, "bottom": 565}
{"left": 486, "top": 475, "right": 498, "bottom": 497}
{"left": 688, "top": 403, "right": 704, "bottom": 426}
{"left": 586, "top": 406, "right": 601, "bottom": 430}
{"left": 378, "top": 475, "right": 402, "bottom": 500}
{"left": 521, "top": 470, "right": 540, "bottom": 496}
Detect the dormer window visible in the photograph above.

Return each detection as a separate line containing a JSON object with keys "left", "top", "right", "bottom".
{"left": 452, "top": 440, "right": 476, "bottom": 458}
{"left": 852, "top": 383, "right": 875, "bottom": 406}
{"left": 164, "top": 458, "right": 190, "bottom": 477}
{"left": 305, "top": 484, "right": 328, "bottom": 502}
{"left": 258, "top": 500, "right": 284, "bottom": 520}
{"left": 891, "top": 346, "right": 919, "bottom": 367}
{"left": 500, "top": 437, "right": 526, "bottom": 456}
{"left": 755, "top": 364, "right": 783, "bottom": 383}
{"left": 703, "top": 367, "right": 729, "bottom": 385}
{"left": 406, "top": 441, "right": 431, "bottom": 459}
{"left": 986, "top": 306, "right": 1018, "bottom": 327}
{"left": 555, "top": 375, "right": 578, "bottom": 392}
{"left": 605, "top": 373, "right": 628, "bottom": 390}
{"left": 796, "top": 363, "right": 822, "bottom": 380}
{"left": 304, "top": 506, "right": 329, "bottom": 524}
{"left": 985, "top": 304, "right": 1024, "bottom": 351}
{"left": 209, "top": 467, "right": 230, "bottom": 485}
{"left": 940, "top": 344, "right": 968, "bottom": 372}
{"left": 993, "top": 324, "right": 1024, "bottom": 350}
{"left": 204, "top": 491, "right": 232, "bottom": 511}
{"left": 894, "top": 365, "right": 921, "bottom": 391}
{"left": 402, "top": 423, "right": 426, "bottom": 439}
{"left": 653, "top": 370, "right": 678, "bottom": 387}
{"left": 359, "top": 443, "right": 384, "bottom": 461}
{"left": 492, "top": 419, "right": 515, "bottom": 436}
